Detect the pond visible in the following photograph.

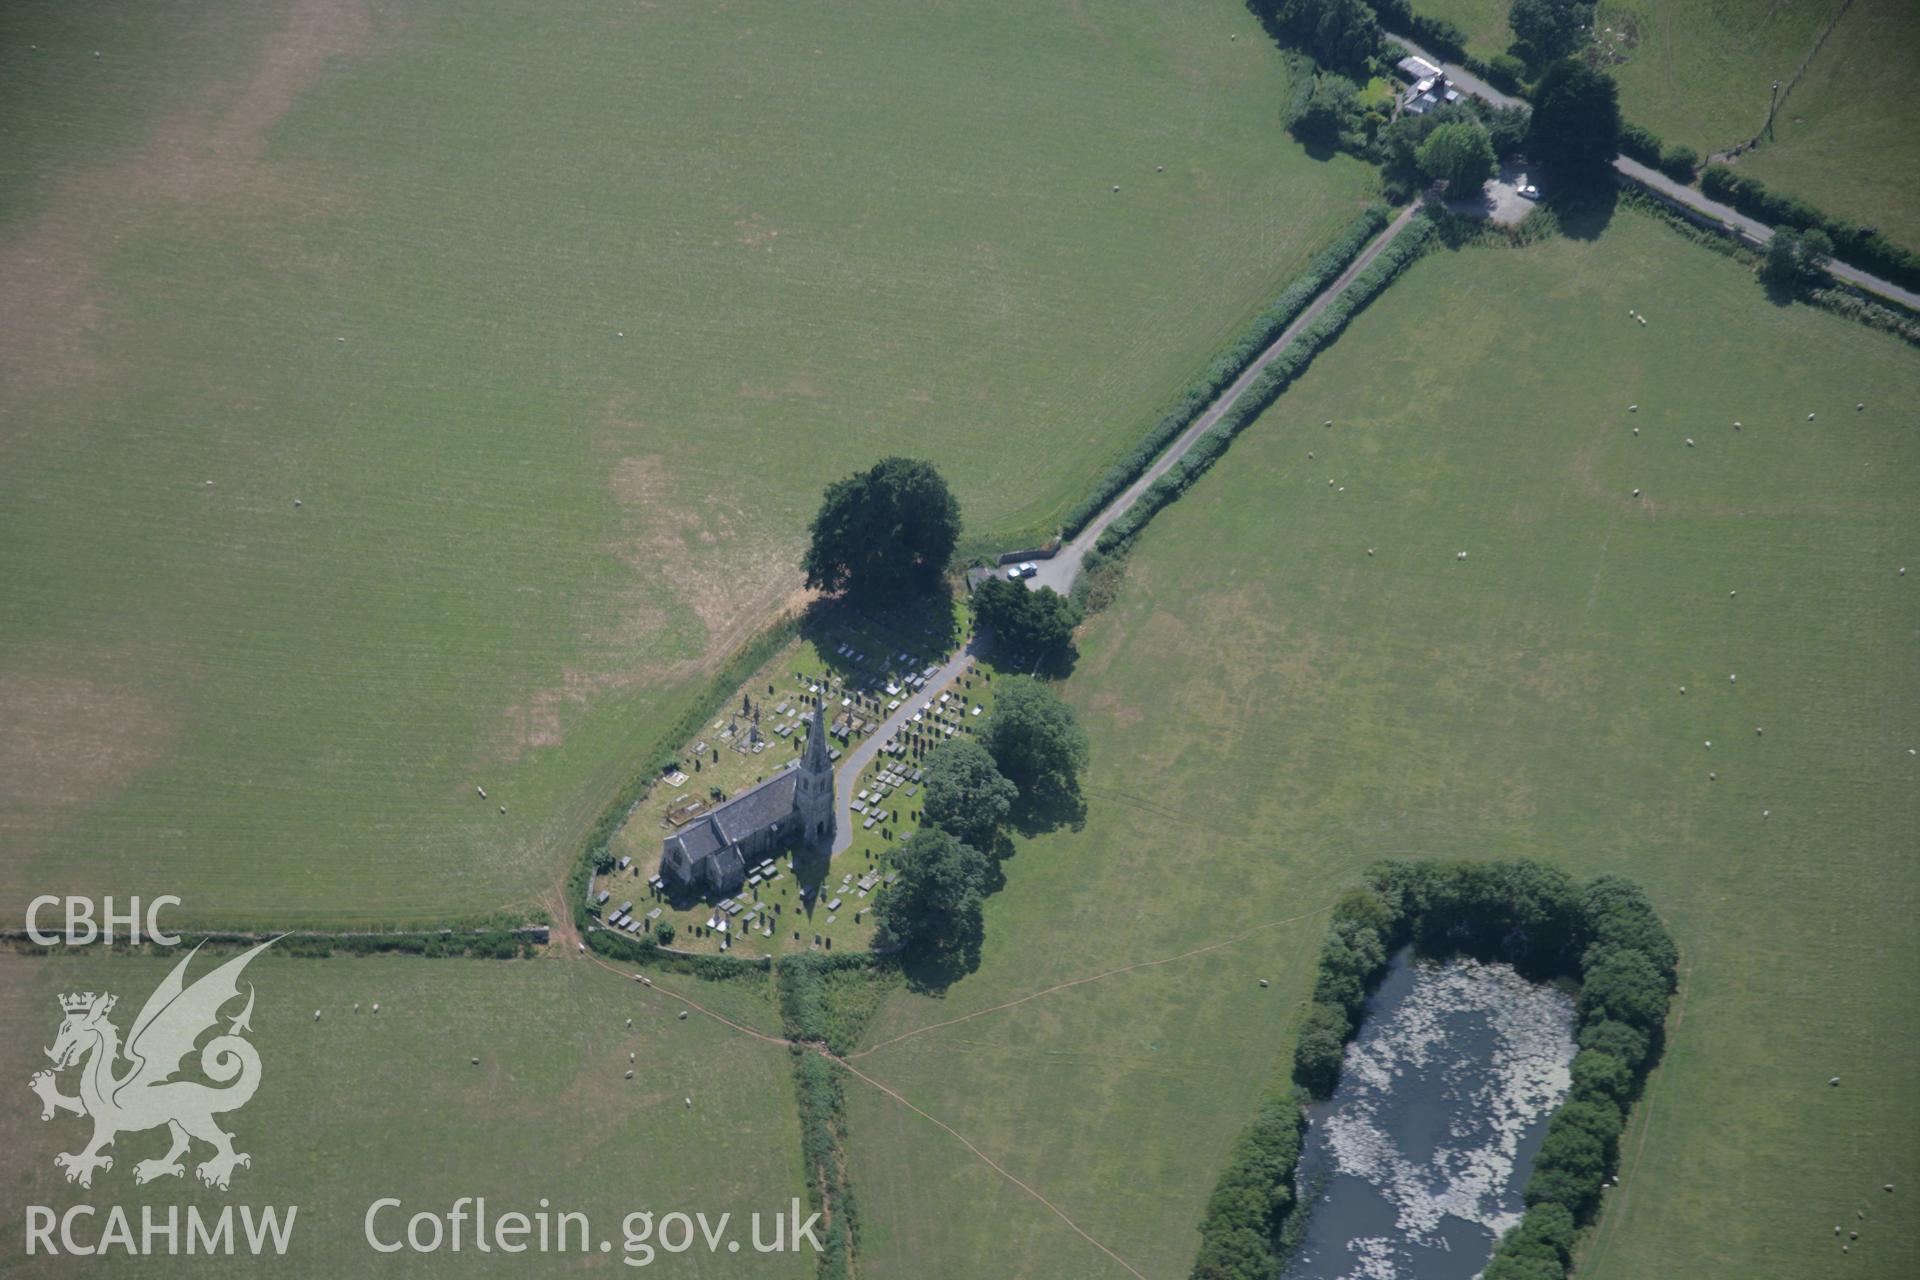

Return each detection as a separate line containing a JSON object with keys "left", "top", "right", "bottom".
{"left": 1282, "top": 950, "right": 1577, "bottom": 1280}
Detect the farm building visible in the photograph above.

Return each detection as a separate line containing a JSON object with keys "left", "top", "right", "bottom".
{"left": 660, "top": 700, "right": 835, "bottom": 896}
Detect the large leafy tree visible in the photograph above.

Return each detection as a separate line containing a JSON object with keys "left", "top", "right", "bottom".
{"left": 872, "top": 827, "right": 988, "bottom": 965}
{"left": 1417, "top": 120, "right": 1498, "bottom": 191}
{"left": 920, "top": 739, "right": 1017, "bottom": 848}
{"left": 1526, "top": 58, "right": 1621, "bottom": 189}
{"left": 1260, "top": 0, "right": 1381, "bottom": 75}
{"left": 1286, "top": 73, "right": 1361, "bottom": 149}
{"left": 1509, "top": 0, "right": 1593, "bottom": 64}
{"left": 981, "top": 676, "right": 1088, "bottom": 798}
{"left": 802, "top": 457, "right": 960, "bottom": 600}
{"left": 970, "top": 576, "right": 1081, "bottom": 672}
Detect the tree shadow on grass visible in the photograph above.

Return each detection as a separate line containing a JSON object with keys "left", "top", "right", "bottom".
{"left": 896, "top": 940, "right": 982, "bottom": 996}
{"left": 1007, "top": 782, "right": 1087, "bottom": 840}
{"left": 1552, "top": 182, "right": 1618, "bottom": 241}
{"left": 796, "top": 590, "right": 960, "bottom": 692}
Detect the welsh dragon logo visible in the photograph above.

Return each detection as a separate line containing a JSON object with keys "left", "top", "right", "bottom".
{"left": 29, "top": 939, "right": 275, "bottom": 1190}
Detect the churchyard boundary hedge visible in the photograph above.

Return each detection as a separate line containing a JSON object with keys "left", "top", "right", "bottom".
{"left": 570, "top": 612, "right": 802, "bottom": 929}
{"left": 1095, "top": 215, "right": 1436, "bottom": 556}
{"left": 1059, "top": 206, "right": 1392, "bottom": 540}
{"left": 1285, "top": 859, "right": 1677, "bottom": 1280}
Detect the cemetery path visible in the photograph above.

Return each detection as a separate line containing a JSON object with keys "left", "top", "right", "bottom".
{"left": 1024, "top": 202, "right": 1426, "bottom": 598}
{"left": 830, "top": 634, "right": 985, "bottom": 855}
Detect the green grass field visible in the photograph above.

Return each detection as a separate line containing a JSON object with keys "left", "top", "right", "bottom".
{"left": 1411, "top": 0, "right": 1513, "bottom": 57}
{"left": 1733, "top": 0, "right": 1920, "bottom": 249}
{"left": 1596, "top": 0, "right": 1846, "bottom": 152}
{"left": 0, "top": 0, "right": 1378, "bottom": 929}
{"left": 843, "top": 211, "right": 1920, "bottom": 1278}
{"left": 0, "top": 951, "right": 806, "bottom": 1276}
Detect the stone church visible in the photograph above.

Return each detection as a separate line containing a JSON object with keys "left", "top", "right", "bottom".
{"left": 660, "top": 699, "right": 835, "bottom": 896}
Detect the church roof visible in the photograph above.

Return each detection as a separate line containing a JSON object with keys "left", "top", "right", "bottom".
{"left": 708, "top": 765, "right": 799, "bottom": 846}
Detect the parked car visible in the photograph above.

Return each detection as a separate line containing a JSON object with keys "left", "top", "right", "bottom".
{"left": 1517, "top": 184, "right": 1541, "bottom": 200}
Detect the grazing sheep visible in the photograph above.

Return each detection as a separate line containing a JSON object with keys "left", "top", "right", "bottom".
{"left": 1686, "top": 437, "right": 1695, "bottom": 447}
{"left": 1808, "top": 412, "right": 1816, "bottom": 420}
{"left": 1857, "top": 403, "right": 1865, "bottom": 411}
{"left": 1709, "top": 772, "right": 1716, "bottom": 781}
{"left": 685, "top": 1097, "right": 693, "bottom": 1108}
{"left": 372, "top": 1003, "right": 379, "bottom": 1013}
{"left": 624, "top": 1069, "right": 634, "bottom": 1079}
{"left": 1705, "top": 741, "right": 1712, "bottom": 749}
{"left": 1258, "top": 979, "right": 1269, "bottom": 988}
{"left": 625, "top": 1018, "right": 633, "bottom": 1028}
{"left": 1457, "top": 551, "right": 1467, "bottom": 561}
{"left": 1632, "top": 488, "right": 1640, "bottom": 497}
{"left": 1632, "top": 427, "right": 1639, "bottom": 435}
{"left": 314, "top": 1010, "right": 321, "bottom": 1021}
{"left": 1830, "top": 1076, "right": 1841, "bottom": 1086}
{"left": 1629, "top": 404, "right": 1638, "bottom": 412}
{"left": 678, "top": 1010, "right": 689, "bottom": 1020}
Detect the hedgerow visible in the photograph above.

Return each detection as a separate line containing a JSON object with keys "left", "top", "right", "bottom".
{"left": 775, "top": 951, "right": 901, "bottom": 1054}
{"left": 1097, "top": 215, "right": 1436, "bottom": 555}
{"left": 1189, "top": 1093, "right": 1308, "bottom": 1280}
{"left": 1702, "top": 165, "right": 1920, "bottom": 293}
{"left": 1059, "top": 206, "right": 1392, "bottom": 540}
{"left": 792, "top": 1051, "right": 859, "bottom": 1280}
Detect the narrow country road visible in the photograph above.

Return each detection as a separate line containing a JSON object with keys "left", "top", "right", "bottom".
{"left": 828, "top": 194, "right": 1424, "bottom": 848}
{"left": 1613, "top": 157, "right": 1920, "bottom": 311}
{"left": 1386, "top": 33, "right": 1920, "bottom": 311}
{"left": 1024, "top": 202, "right": 1425, "bottom": 598}
{"left": 829, "top": 634, "right": 983, "bottom": 855}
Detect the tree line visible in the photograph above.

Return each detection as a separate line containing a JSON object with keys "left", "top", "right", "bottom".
{"left": 1192, "top": 859, "right": 1675, "bottom": 1280}
{"left": 873, "top": 676, "right": 1087, "bottom": 981}
{"left": 1292, "top": 860, "right": 1676, "bottom": 1280}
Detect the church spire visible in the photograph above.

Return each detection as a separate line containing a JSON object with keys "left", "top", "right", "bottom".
{"left": 795, "top": 694, "right": 835, "bottom": 848}
{"left": 803, "top": 697, "right": 832, "bottom": 773}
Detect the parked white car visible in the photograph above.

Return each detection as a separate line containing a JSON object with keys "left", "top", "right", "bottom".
{"left": 1517, "top": 184, "right": 1541, "bottom": 200}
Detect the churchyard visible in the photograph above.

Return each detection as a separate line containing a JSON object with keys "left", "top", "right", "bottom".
{"left": 596, "top": 595, "right": 992, "bottom": 958}
{"left": 844, "top": 210, "right": 1920, "bottom": 1279}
